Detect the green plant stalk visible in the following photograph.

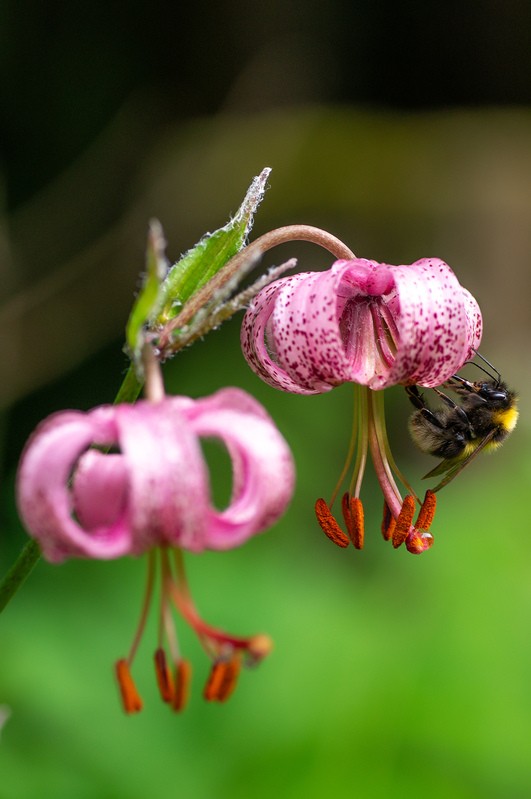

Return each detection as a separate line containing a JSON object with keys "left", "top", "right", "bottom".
{"left": 0, "top": 538, "right": 41, "bottom": 612}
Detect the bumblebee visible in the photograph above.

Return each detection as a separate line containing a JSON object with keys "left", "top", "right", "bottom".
{"left": 406, "top": 361, "right": 518, "bottom": 490}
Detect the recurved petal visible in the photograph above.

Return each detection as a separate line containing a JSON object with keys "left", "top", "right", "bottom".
{"left": 366, "top": 258, "right": 482, "bottom": 389}
{"left": 182, "top": 388, "right": 295, "bottom": 549}
{"left": 461, "top": 287, "right": 483, "bottom": 361}
{"left": 16, "top": 409, "right": 133, "bottom": 562}
{"left": 241, "top": 274, "right": 328, "bottom": 394}
{"left": 105, "top": 402, "right": 209, "bottom": 554}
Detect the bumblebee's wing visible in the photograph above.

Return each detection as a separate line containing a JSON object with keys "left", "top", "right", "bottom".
{"left": 422, "top": 457, "right": 460, "bottom": 479}
{"left": 423, "top": 429, "right": 498, "bottom": 492}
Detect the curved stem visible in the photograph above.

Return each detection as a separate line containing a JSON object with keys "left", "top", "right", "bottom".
{"left": 142, "top": 343, "right": 165, "bottom": 403}
{"left": 158, "top": 225, "right": 356, "bottom": 349}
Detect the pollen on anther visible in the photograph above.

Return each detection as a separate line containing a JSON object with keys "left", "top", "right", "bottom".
{"left": 216, "top": 657, "right": 242, "bottom": 703}
{"left": 414, "top": 490, "right": 437, "bottom": 532}
{"left": 315, "top": 498, "right": 350, "bottom": 548}
{"left": 203, "top": 660, "right": 228, "bottom": 702}
{"left": 341, "top": 492, "right": 352, "bottom": 530}
{"left": 115, "top": 659, "right": 143, "bottom": 714}
{"left": 347, "top": 497, "right": 364, "bottom": 549}
{"left": 381, "top": 501, "right": 395, "bottom": 541}
{"left": 203, "top": 657, "right": 241, "bottom": 703}
{"left": 154, "top": 647, "right": 175, "bottom": 704}
{"left": 172, "top": 659, "right": 192, "bottom": 712}
{"left": 392, "top": 495, "right": 416, "bottom": 549}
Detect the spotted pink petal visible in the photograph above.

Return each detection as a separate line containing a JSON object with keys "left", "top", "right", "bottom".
{"left": 16, "top": 409, "right": 134, "bottom": 562}
{"left": 179, "top": 388, "right": 295, "bottom": 550}
{"left": 241, "top": 257, "right": 482, "bottom": 393}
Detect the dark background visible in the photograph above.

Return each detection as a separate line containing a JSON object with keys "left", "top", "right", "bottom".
{"left": 3, "top": 1, "right": 531, "bottom": 209}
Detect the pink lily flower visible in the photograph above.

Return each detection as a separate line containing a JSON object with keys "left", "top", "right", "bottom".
{"left": 16, "top": 387, "right": 295, "bottom": 712}
{"left": 241, "top": 257, "right": 482, "bottom": 393}
{"left": 241, "top": 256, "right": 482, "bottom": 554}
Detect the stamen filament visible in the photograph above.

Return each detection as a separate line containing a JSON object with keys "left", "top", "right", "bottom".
{"left": 315, "top": 498, "right": 350, "bottom": 548}
{"left": 159, "top": 549, "right": 182, "bottom": 662}
{"left": 367, "top": 389, "right": 403, "bottom": 518}
{"left": 377, "top": 303, "right": 400, "bottom": 359}
{"left": 349, "top": 386, "right": 369, "bottom": 499}
{"left": 329, "top": 388, "right": 359, "bottom": 508}
{"left": 127, "top": 550, "right": 157, "bottom": 665}
{"left": 370, "top": 390, "right": 419, "bottom": 502}
{"left": 369, "top": 303, "right": 397, "bottom": 369}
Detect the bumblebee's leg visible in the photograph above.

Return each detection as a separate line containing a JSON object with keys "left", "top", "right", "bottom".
{"left": 405, "top": 386, "right": 446, "bottom": 429}
{"left": 406, "top": 385, "right": 426, "bottom": 410}
{"left": 432, "top": 387, "right": 471, "bottom": 426}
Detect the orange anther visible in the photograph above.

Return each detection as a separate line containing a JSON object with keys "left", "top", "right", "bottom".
{"left": 381, "top": 501, "right": 394, "bottom": 541}
{"left": 115, "top": 659, "right": 143, "bottom": 714}
{"left": 341, "top": 492, "right": 352, "bottom": 529}
{"left": 154, "top": 647, "right": 175, "bottom": 704}
{"left": 414, "top": 489, "right": 437, "bottom": 532}
{"left": 216, "top": 657, "right": 242, "bottom": 703}
{"left": 392, "top": 495, "right": 416, "bottom": 549}
{"left": 348, "top": 497, "right": 364, "bottom": 549}
{"left": 172, "top": 659, "right": 192, "bottom": 712}
{"left": 314, "top": 498, "right": 350, "bottom": 548}
{"left": 203, "top": 660, "right": 229, "bottom": 702}
{"left": 203, "top": 656, "right": 242, "bottom": 703}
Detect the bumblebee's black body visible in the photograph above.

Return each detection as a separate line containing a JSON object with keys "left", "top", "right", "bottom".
{"left": 406, "top": 376, "right": 518, "bottom": 487}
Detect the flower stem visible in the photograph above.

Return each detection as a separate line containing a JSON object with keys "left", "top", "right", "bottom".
{"left": 0, "top": 538, "right": 41, "bottom": 613}
{"left": 158, "top": 224, "right": 356, "bottom": 354}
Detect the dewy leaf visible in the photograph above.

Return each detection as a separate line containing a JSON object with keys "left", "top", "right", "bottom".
{"left": 126, "top": 219, "right": 168, "bottom": 360}
{"left": 155, "top": 168, "right": 271, "bottom": 325}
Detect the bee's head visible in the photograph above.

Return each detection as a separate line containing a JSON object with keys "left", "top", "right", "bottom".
{"left": 475, "top": 380, "right": 512, "bottom": 406}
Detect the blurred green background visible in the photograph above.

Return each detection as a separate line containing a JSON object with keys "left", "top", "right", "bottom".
{"left": 1, "top": 3, "right": 531, "bottom": 798}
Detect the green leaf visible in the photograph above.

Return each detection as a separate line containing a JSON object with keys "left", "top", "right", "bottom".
{"left": 155, "top": 167, "right": 271, "bottom": 325}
